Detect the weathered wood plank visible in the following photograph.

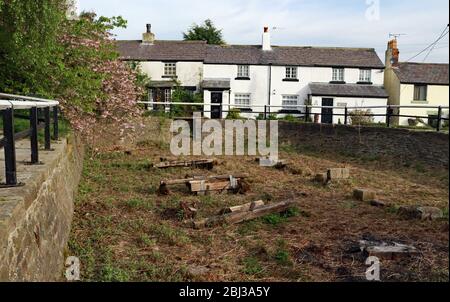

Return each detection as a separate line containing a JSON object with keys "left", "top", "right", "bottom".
{"left": 188, "top": 200, "right": 299, "bottom": 229}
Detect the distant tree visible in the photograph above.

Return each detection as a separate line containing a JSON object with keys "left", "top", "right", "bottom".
{"left": 183, "top": 19, "right": 225, "bottom": 45}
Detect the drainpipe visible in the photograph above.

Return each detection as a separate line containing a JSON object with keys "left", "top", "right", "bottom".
{"left": 268, "top": 64, "right": 272, "bottom": 109}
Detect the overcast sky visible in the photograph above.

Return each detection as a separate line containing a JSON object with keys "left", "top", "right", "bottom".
{"left": 77, "top": 0, "right": 449, "bottom": 63}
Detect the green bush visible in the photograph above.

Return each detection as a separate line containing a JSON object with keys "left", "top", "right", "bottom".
{"left": 349, "top": 109, "right": 374, "bottom": 125}
{"left": 226, "top": 108, "right": 242, "bottom": 120}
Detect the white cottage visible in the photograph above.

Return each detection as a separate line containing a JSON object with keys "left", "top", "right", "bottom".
{"left": 117, "top": 25, "right": 388, "bottom": 123}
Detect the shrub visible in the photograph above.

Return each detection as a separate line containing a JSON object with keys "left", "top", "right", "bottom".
{"left": 226, "top": 108, "right": 242, "bottom": 120}
{"left": 349, "top": 109, "right": 374, "bottom": 125}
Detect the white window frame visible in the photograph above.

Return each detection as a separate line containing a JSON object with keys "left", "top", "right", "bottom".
{"left": 164, "top": 88, "right": 172, "bottom": 104}
{"left": 164, "top": 62, "right": 177, "bottom": 77}
{"left": 282, "top": 95, "right": 299, "bottom": 110}
{"left": 413, "top": 85, "right": 428, "bottom": 102}
{"left": 234, "top": 93, "right": 251, "bottom": 108}
{"left": 285, "top": 66, "right": 298, "bottom": 79}
{"left": 359, "top": 69, "right": 372, "bottom": 83}
{"left": 332, "top": 68, "right": 345, "bottom": 82}
{"left": 237, "top": 65, "right": 250, "bottom": 78}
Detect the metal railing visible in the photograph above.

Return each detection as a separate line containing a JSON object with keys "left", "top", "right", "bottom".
{"left": 0, "top": 93, "right": 59, "bottom": 188}
{"left": 138, "top": 101, "right": 449, "bottom": 132}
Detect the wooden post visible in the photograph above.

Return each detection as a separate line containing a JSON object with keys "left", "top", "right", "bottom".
{"left": 386, "top": 105, "right": 392, "bottom": 128}
{"left": 304, "top": 105, "right": 309, "bottom": 123}
{"left": 344, "top": 106, "right": 348, "bottom": 125}
{"left": 437, "top": 106, "right": 442, "bottom": 132}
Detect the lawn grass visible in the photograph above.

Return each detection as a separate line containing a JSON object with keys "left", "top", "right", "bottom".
{"left": 68, "top": 126, "right": 449, "bottom": 282}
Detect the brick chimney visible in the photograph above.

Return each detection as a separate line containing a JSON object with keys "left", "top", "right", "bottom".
{"left": 262, "top": 27, "right": 272, "bottom": 51}
{"left": 142, "top": 24, "right": 155, "bottom": 45}
{"left": 386, "top": 39, "right": 400, "bottom": 68}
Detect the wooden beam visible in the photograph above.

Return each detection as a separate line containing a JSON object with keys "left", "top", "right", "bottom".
{"left": 188, "top": 200, "right": 299, "bottom": 229}
{"left": 219, "top": 200, "right": 265, "bottom": 215}
{"left": 154, "top": 159, "right": 217, "bottom": 169}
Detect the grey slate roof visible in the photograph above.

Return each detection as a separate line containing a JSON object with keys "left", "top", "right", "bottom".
{"left": 149, "top": 80, "right": 176, "bottom": 88}
{"left": 116, "top": 40, "right": 207, "bottom": 61}
{"left": 394, "top": 63, "right": 449, "bottom": 85}
{"left": 116, "top": 40, "right": 384, "bottom": 68}
{"left": 309, "top": 83, "right": 389, "bottom": 98}
{"left": 205, "top": 45, "right": 384, "bottom": 68}
{"left": 202, "top": 78, "right": 231, "bottom": 89}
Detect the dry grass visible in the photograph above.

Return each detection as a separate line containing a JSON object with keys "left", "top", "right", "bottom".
{"left": 69, "top": 121, "right": 449, "bottom": 282}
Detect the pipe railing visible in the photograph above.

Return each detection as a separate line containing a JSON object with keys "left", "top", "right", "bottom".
{"left": 139, "top": 101, "right": 449, "bottom": 130}
{"left": 0, "top": 93, "right": 60, "bottom": 188}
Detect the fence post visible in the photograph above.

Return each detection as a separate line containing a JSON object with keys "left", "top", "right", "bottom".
{"left": 436, "top": 106, "right": 442, "bottom": 132}
{"left": 53, "top": 106, "right": 59, "bottom": 140}
{"left": 30, "top": 107, "right": 39, "bottom": 164}
{"left": 344, "top": 106, "right": 348, "bottom": 125}
{"left": 386, "top": 105, "right": 391, "bottom": 128}
{"left": 2, "top": 108, "right": 17, "bottom": 186}
{"left": 264, "top": 105, "right": 268, "bottom": 120}
{"left": 44, "top": 107, "right": 52, "bottom": 150}
{"left": 304, "top": 105, "right": 309, "bottom": 123}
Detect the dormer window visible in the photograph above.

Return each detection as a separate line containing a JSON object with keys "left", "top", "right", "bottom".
{"left": 332, "top": 68, "right": 345, "bottom": 82}
{"left": 359, "top": 69, "right": 372, "bottom": 83}
{"left": 163, "top": 62, "right": 177, "bottom": 77}
{"left": 237, "top": 65, "right": 250, "bottom": 79}
{"left": 284, "top": 66, "right": 298, "bottom": 81}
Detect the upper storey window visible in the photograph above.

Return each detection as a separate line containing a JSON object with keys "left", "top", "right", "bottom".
{"left": 164, "top": 62, "right": 177, "bottom": 77}
{"left": 285, "top": 66, "right": 298, "bottom": 79}
{"left": 237, "top": 65, "right": 250, "bottom": 78}
{"left": 332, "top": 68, "right": 345, "bottom": 82}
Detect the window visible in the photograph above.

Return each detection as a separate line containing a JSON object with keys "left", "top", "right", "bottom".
{"left": 414, "top": 85, "right": 428, "bottom": 101}
{"left": 282, "top": 95, "right": 299, "bottom": 110}
{"left": 359, "top": 69, "right": 372, "bottom": 83}
{"left": 164, "top": 62, "right": 177, "bottom": 77}
{"left": 234, "top": 93, "right": 251, "bottom": 108}
{"left": 285, "top": 67, "right": 298, "bottom": 79}
{"left": 332, "top": 68, "right": 345, "bottom": 82}
{"left": 164, "top": 89, "right": 172, "bottom": 103}
{"left": 237, "top": 65, "right": 250, "bottom": 78}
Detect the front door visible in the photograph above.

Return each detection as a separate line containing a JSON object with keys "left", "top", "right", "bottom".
{"left": 321, "top": 98, "right": 334, "bottom": 124}
{"left": 211, "top": 92, "right": 223, "bottom": 119}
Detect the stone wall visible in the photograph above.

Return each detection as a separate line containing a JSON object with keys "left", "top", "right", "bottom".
{"left": 278, "top": 122, "right": 449, "bottom": 169}
{"left": 0, "top": 135, "right": 84, "bottom": 281}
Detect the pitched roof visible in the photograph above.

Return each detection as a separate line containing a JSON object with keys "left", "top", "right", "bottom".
{"left": 116, "top": 40, "right": 207, "bottom": 61}
{"left": 205, "top": 45, "right": 385, "bottom": 68}
{"left": 393, "top": 63, "right": 449, "bottom": 85}
{"left": 116, "top": 40, "right": 385, "bottom": 68}
{"left": 309, "top": 83, "right": 389, "bottom": 98}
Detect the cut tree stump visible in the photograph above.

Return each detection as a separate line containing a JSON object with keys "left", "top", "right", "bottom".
{"left": 154, "top": 159, "right": 217, "bottom": 170}
{"left": 187, "top": 199, "right": 299, "bottom": 229}
{"left": 159, "top": 174, "right": 250, "bottom": 195}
